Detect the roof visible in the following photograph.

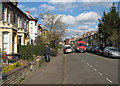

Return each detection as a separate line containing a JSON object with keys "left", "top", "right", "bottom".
{"left": 38, "top": 24, "right": 42, "bottom": 26}
{"left": 91, "top": 31, "right": 95, "bottom": 33}
{"left": 3, "top": 2, "right": 29, "bottom": 19}
{"left": 24, "top": 11, "right": 35, "bottom": 20}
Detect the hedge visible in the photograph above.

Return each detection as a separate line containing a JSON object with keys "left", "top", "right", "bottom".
{"left": 18, "top": 44, "right": 58, "bottom": 61}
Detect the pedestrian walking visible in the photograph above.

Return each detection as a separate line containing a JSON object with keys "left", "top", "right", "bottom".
{"left": 44, "top": 44, "right": 51, "bottom": 62}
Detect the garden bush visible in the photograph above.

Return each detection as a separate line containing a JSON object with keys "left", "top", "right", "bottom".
{"left": 2, "top": 60, "right": 23, "bottom": 73}
{"left": 18, "top": 44, "right": 59, "bottom": 61}
{"left": 50, "top": 49, "right": 58, "bottom": 57}
{"left": 18, "top": 44, "right": 45, "bottom": 61}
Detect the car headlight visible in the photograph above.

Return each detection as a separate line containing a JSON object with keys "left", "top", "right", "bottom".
{"left": 111, "top": 52, "right": 117, "bottom": 55}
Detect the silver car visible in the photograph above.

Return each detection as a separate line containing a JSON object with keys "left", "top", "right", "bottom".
{"left": 103, "top": 47, "right": 120, "bottom": 58}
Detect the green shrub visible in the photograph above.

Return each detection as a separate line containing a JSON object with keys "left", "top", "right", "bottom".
{"left": 18, "top": 44, "right": 59, "bottom": 60}
{"left": 50, "top": 50, "right": 58, "bottom": 57}
{"left": 18, "top": 44, "right": 45, "bottom": 61}
{"left": 18, "top": 45, "right": 34, "bottom": 61}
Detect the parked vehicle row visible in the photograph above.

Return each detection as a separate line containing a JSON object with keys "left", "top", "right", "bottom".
{"left": 62, "top": 41, "right": 120, "bottom": 58}
{"left": 87, "top": 46, "right": 120, "bottom": 58}
{"left": 63, "top": 41, "right": 87, "bottom": 54}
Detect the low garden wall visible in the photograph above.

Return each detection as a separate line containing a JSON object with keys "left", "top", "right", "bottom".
{"left": 2, "top": 56, "right": 45, "bottom": 84}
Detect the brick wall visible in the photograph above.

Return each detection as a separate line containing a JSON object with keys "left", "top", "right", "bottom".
{"left": 2, "top": 56, "right": 45, "bottom": 84}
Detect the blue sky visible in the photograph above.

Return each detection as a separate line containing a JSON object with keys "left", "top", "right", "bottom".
{"left": 17, "top": 0, "right": 119, "bottom": 39}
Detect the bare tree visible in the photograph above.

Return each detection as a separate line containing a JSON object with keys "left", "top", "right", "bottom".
{"left": 39, "top": 12, "right": 67, "bottom": 48}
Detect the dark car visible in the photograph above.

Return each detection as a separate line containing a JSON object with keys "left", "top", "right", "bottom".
{"left": 94, "top": 46, "right": 105, "bottom": 55}
{"left": 89, "top": 46, "right": 96, "bottom": 53}
{"left": 86, "top": 46, "right": 92, "bottom": 52}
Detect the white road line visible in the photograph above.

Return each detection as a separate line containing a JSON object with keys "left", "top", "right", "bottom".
{"left": 81, "top": 58, "right": 113, "bottom": 84}
{"left": 106, "top": 78, "right": 112, "bottom": 83}
{"left": 93, "top": 68, "right": 97, "bottom": 71}
{"left": 98, "top": 72, "right": 103, "bottom": 76}
{"left": 90, "top": 65, "right": 92, "bottom": 67}
{"left": 82, "top": 59, "right": 85, "bottom": 62}
{"left": 87, "top": 63, "right": 89, "bottom": 65}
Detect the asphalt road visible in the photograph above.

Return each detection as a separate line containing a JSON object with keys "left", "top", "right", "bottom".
{"left": 63, "top": 52, "right": 118, "bottom": 84}
{"left": 22, "top": 50, "right": 119, "bottom": 84}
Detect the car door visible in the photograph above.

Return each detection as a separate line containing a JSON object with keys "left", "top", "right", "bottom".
{"left": 104, "top": 48, "right": 108, "bottom": 56}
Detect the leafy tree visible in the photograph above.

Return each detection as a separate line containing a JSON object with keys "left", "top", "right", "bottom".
{"left": 98, "top": 2, "right": 120, "bottom": 47}
{"left": 38, "top": 12, "right": 66, "bottom": 49}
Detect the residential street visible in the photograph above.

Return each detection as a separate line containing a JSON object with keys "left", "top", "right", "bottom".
{"left": 22, "top": 50, "right": 118, "bottom": 84}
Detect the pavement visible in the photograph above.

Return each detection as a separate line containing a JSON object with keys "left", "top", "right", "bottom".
{"left": 21, "top": 50, "right": 118, "bottom": 84}
{"left": 22, "top": 49, "right": 64, "bottom": 84}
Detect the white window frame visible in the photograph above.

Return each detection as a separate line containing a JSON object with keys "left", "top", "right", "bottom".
{"left": 2, "top": 32, "right": 9, "bottom": 54}
{"left": 7, "top": 8, "right": 10, "bottom": 24}
{"left": 20, "top": 16, "right": 21, "bottom": 28}
{"left": 24, "top": 19, "right": 26, "bottom": 29}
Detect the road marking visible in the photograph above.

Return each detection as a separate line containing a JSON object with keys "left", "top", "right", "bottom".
{"left": 80, "top": 58, "right": 113, "bottom": 84}
{"left": 93, "top": 68, "right": 97, "bottom": 71}
{"left": 106, "top": 78, "right": 112, "bottom": 83}
{"left": 62, "top": 53, "right": 66, "bottom": 84}
{"left": 98, "top": 72, "right": 103, "bottom": 76}
{"left": 87, "top": 63, "right": 89, "bottom": 65}
{"left": 90, "top": 65, "right": 92, "bottom": 68}
{"left": 82, "top": 59, "right": 85, "bottom": 62}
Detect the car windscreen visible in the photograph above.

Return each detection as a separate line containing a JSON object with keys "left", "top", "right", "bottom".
{"left": 77, "top": 43, "right": 85, "bottom": 46}
{"left": 66, "top": 47, "right": 71, "bottom": 49}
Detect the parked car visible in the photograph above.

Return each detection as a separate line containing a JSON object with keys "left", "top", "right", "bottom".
{"left": 89, "top": 46, "right": 96, "bottom": 53}
{"left": 103, "top": 47, "right": 120, "bottom": 58}
{"left": 94, "top": 46, "right": 105, "bottom": 55}
{"left": 63, "top": 45, "right": 73, "bottom": 54}
{"left": 86, "top": 46, "right": 92, "bottom": 52}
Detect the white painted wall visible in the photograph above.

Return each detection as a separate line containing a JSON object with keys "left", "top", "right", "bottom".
{"left": 29, "top": 20, "right": 37, "bottom": 44}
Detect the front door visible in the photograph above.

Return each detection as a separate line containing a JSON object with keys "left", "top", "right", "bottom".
{"left": 13, "top": 32, "right": 17, "bottom": 53}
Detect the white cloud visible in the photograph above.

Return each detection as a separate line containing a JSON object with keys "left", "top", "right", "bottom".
{"left": 79, "top": 0, "right": 118, "bottom": 2}
{"left": 78, "top": 25, "right": 90, "bottom": 30}
{"left": 18, "top": 5, "right": 24, "bottom": 9}
{"left": 49, "top": 0, "right": 76, "bottom": 2}
{"left": 64, "top": 29, "right": 82, "bottom": 38}
{"left": 61, "top": 11, "right": 101, "bottom": 27}
{"left": 64, "top": 25, "right": 99, "bottom": 38}
{"left": 78, "top": 2, "right": 112, "bottom": 9}
{"left": 34, "top": 14, "right": 39, "bottom": 17}
{"left": 28, "top": 7, "right": 37, "bottom": 11}
{"left": 39, "top": 4, "right": 55, "bottom": 11}
{"left": 17, "top": 0, "right": 117, "bottom": 2}
{"left": 49, "top": 0, "right": 76, "bottom": 10}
